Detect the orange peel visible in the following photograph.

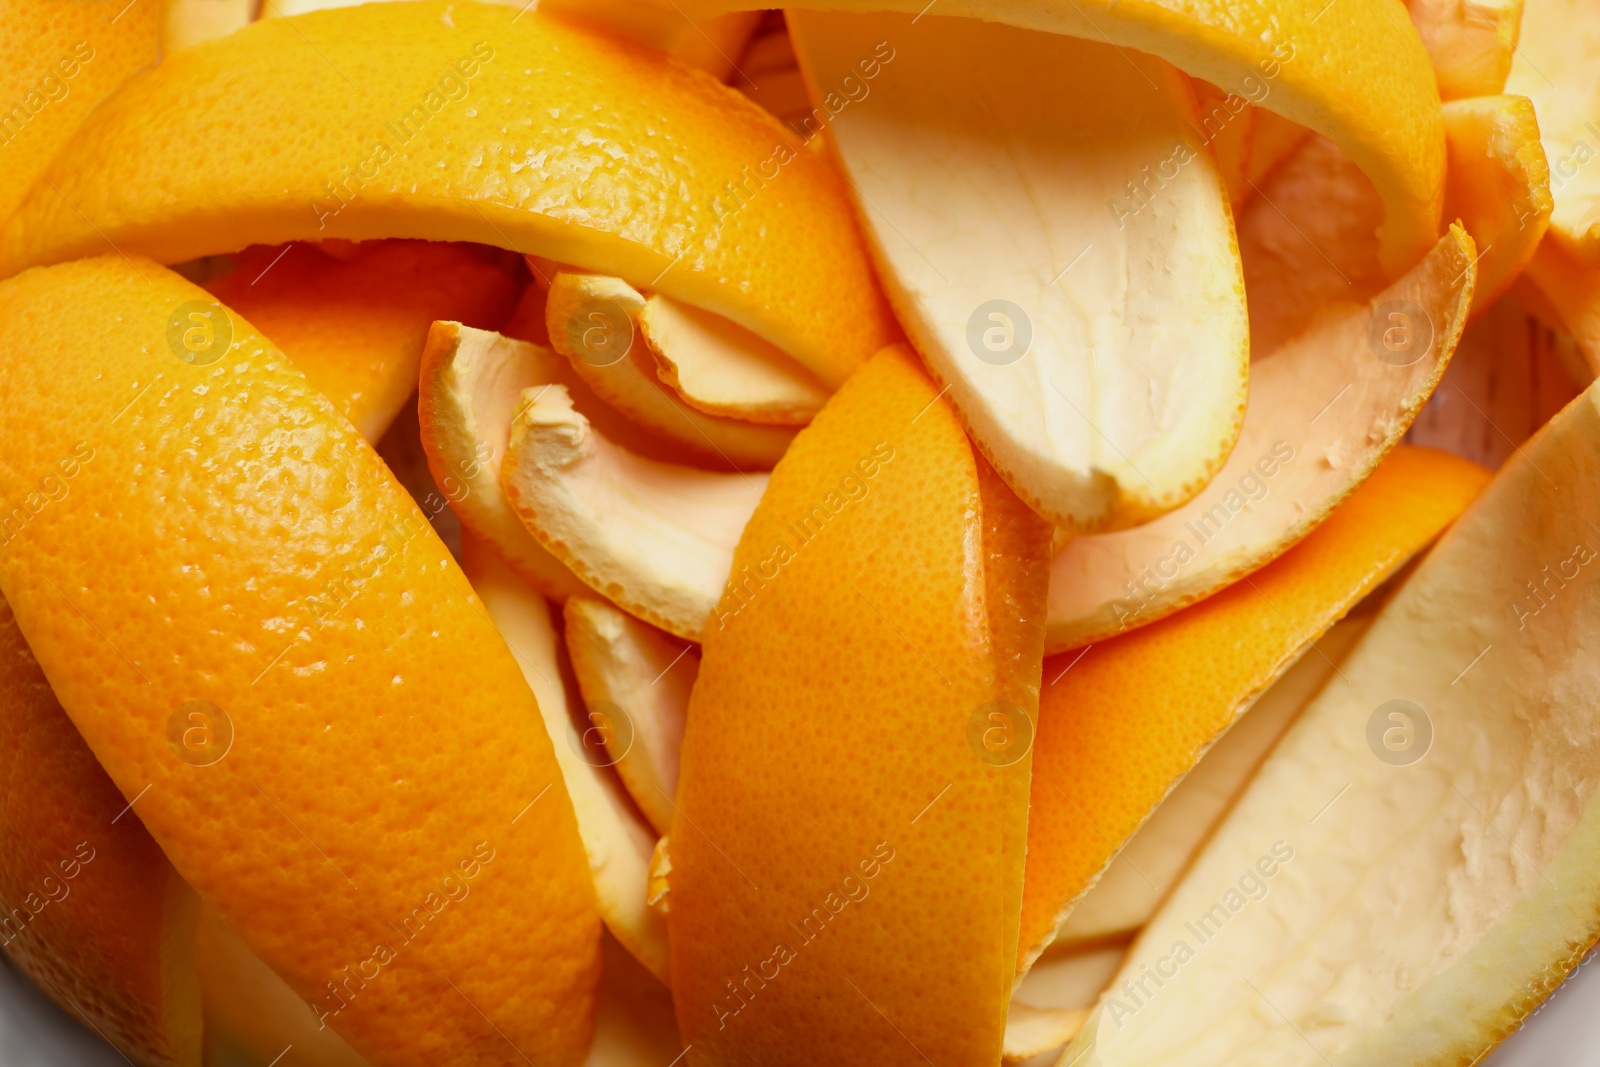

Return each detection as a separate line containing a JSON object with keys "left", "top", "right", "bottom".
{"left": 0, "top": 2, "right": 896, "bottom": 388}
{"left": 0, "top": 255, "right": 600, "bottom": 1067}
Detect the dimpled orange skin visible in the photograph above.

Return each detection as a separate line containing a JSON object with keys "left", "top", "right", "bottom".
{"left": 0, "top": 598, "right": 201, "bottom": 1067}
{"left": 0, "top": 0, "right": 162, "bottom": 225}
{"left": 0, "top": 1, "right": 897, "bottom": 388}
{"left": 206, "top": 241, "right": 521, "bottom": 443}
{"left": 0, "top": 256, "right": 599, "bottom": 1067}
{"left": 1018, "top": 446, "right": 1492, "bottom": 973}
{"left": 669, "top": 347, "right": 1052, "bottom": 1066}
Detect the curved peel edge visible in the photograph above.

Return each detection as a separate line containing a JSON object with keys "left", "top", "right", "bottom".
{"left": 1021, "top": 445, "right": 1491, "bottom": 977}
{"left": 501, "top": 385, "right": 767, "bottom": 641}
{"left": 418, "top": 321, "right": 590, "bottom": 600}
{"left": 1045, "top": 227, "right": 1476, "bottom": 653}
{"left": 564, "top": 596, "right": 697, "bottom": 838}
{"left": 669, "top": 346, "right": 1051, "bottom": 1066}
{"left": 791, "top": 13, "right": 1248, "bottom": 531}
{"left": 0, "top": 2, "right": 895, "bottom": 387}
{"left": 462, "top": 539, "right": 670, "bottom": 985}
{"left": 1072, "top": 381, "right": 1600, "bottom": 1067}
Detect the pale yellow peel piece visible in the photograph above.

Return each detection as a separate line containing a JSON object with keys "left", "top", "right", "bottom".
{"left": 639, "top": 294, "right": 830, "bottom": 426}
{"left": 564, "top": 596, "right": 698, "bottom": 836}
{"left": 197, "top": 906, "right": 369, "bottom": 1067}
{"left": 1052, "top": 616, "right": 1372, "bottom": 946}
{"left": 584, "top": 931, "right": 686, "bottom": 1067}
{"left": 1004, "top": 941, "right": 1129, "bottom": 1065}
{"left": 462, "top": 536, "right": 670, "bottom": 985}
{"left": 163, "top": 0, "right": 254, "bottom": 52}
{"left": 502, "top": 387, "right": 767, "bottom": 642}
{"left": 1004, "top": 1004, "right": 1091, "bottom": 1064}
{"left": 791, "top": 12, "right": 1248, "bottom": 532}
{"left": 1405, "top": 0, "right": 1523, "bottom": 99}
{"left": 1070, "top": 378, "right": 1600, "bottom": 1067}
{"left": 545, "top": 272, "right": 798, "bottom": 470}
{"left": 1506, "top": 0, "right": 1600, "bottom": 265}
{"left": 417, "top": 321, "right": 589, "bottom": 601}
{"left": 1045, "top": 229, "right": 1475, "bottom": 653}
{"left": 656, "top": 0, "right": 1445, "bottom": 275}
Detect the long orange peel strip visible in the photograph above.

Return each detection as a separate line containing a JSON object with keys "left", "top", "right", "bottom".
{"left": 0, "top": 256, "right": 600, "bottom": 1067}
{"left": 0, "top": 1, "right": 896, "bottom": 389}
{"left": 669, "top": 346, "right": 1051, "bottom": 1065}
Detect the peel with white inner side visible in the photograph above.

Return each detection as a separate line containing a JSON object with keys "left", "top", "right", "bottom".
{"left": 1051, "top": 615, "right": 1372, "bottom": 947}
{"left": 197, "top": 905, "right": 369, "bottom": 1067}
{"left": 1004, "top": 1003, "right": 1090, "bottom": 1064}
{"left": 501, "top": 385, "right": 768, "bottom": 642}
{"left": 1045, "top": 228, "right": 1475, "bottom": 653}
{"left": 1404, "top": 0, "right": 1522, "bottom": 99}
{"left": 791, "top": 11, "right": 1248, "bottom": 531}
{"left": 564, "top": 596, "right": 698, "bottom": 837}
{"left": 545, "top": 272, "right": 798, "bottom": 470}
{"left": 1506, "top": 0, "right": 1600, "bottom": 264}
{"left": 417, "top": 321, "right": 588, "bottom": 601}
{"left": 1002, "top": 939, "right": 1130, "bottom": 1063}
{"left": 1072, "top": 374, "right": 1600, "bottom": 1067}
{"left": 639, "top": 294, "right": 831, "bottom": 425}
{"left": 461, "top": 536, "right": 669, "bottom": 985}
